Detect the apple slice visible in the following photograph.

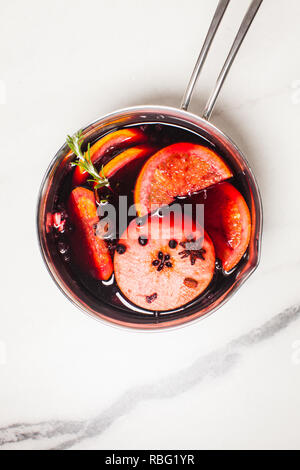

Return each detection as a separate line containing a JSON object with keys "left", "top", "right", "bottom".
{"left": 67, "top": 187, "right": 113, "bottom": 280}
{"left": 72, "top": 128, "right": 146, "bottom": 186}
{"left": 195, "top": 182, "right": 251, "bottom": 271}
{"left": 114, "top": 212, "right": 215, "bottom": 311}
{"left": 134, "top": 142, "right": 232, "bottom": 216}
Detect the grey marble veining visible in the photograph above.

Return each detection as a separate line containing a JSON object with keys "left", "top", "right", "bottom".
{"left": 1, "top": 304, "right": 299, "bottom": 450}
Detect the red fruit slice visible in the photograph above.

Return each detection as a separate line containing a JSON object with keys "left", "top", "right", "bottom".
{"left": 195, "top": 182, "right": 251, "bottom": 272}
{"left": 114, "top": 213, "right": 215, "bottom": 311}
{"left": 67, "top": 187, "right": 113, "bottom": 280}
{"left": 100, "top": 145, "right": 155, "bottom": 181}
{"left": 72, "top": 128, "right": 146, "bottom": 186}
{"left": 134, "top": 142, "right": 232, "bottom": 216}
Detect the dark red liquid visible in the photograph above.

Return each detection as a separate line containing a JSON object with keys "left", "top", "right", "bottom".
{"left": 49, "top": 123, "right": 251, "bottom": 322}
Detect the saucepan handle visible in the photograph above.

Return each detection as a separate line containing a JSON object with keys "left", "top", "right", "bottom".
{"left": 181, "top": 0, "right": 263, "bottom": 121}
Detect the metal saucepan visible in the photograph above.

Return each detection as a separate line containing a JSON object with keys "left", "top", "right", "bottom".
{"left": 37, "top": 0, "right": 263, "bottom": 329}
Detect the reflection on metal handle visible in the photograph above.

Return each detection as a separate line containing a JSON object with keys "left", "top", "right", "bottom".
{"left": 203, "top": 0, "right": 263, "bottom": 120}
{"left": 181, "top": 0, "right": 230, "bottom": 111}
{"left": 181, "top": 0, "right": 263, "bottom": 121}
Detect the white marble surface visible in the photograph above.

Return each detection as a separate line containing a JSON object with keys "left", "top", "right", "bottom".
{"left": 0, "top": 0, "right": 300, "bottom": 450}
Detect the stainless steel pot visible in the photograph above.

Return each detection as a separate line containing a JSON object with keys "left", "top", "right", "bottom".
{"left": 37, "top": 0, "right": 263, "bottom": 329}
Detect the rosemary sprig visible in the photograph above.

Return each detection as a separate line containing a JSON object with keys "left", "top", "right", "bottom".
{"left": 66, "top": 130, "right": 110, "bottom": 190}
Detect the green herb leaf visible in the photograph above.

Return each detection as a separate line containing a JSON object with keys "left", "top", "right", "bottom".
{"left": 66, "top": 130, "right": 110, "bottom": 189}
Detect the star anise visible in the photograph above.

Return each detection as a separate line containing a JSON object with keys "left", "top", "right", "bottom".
{"left": 178, "top": 238, "right": 206, "bottom": 265}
